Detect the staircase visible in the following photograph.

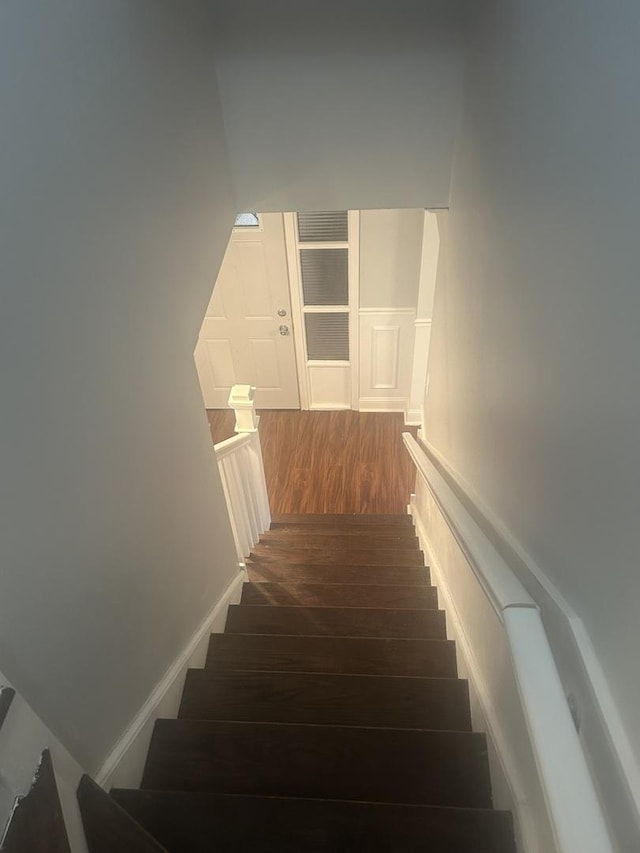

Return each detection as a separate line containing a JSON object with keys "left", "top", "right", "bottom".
{"left": 89, "top": 513, "right": 517, "bottom": 852}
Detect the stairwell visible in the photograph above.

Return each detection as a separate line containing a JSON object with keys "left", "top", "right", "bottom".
{"left": 77, "top": 512, "right": 517, "bottom": 852}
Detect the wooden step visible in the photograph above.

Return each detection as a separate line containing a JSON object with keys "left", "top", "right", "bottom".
{"left": 267, "top": 523, "right": 418, "bottom": 539}
{"left": 77, "top": 775, "right": 167, "bottom": 852}
{"left": 260, "top": 532, "right": 420, "bottom": 550}
{"left": 112, "top": 790, "right": 517, "bottom": 853}
{"left": 271, "top": 513, "right": 413, "bottom": 526}
{"left": 0, "top": 749, "right": 70, "bottom": 853}
{"left": 241, "top": 581, "right": 438, "bottom": 609}
{"left": 246, "top": 563, "right": 430, "bottom": 586}
{"left": 206, "top": 634, "right": 458, "bottom": 678}
{"left": 225, "top": 604, "right": 446, "bottom": 639}
{"left": 178, "top": 670, "right": 472, "bottom": 731}
{"left": 140, "top": 719, "right": 492, "bottom": 808}
{"left": 250, "top": 545, "right": 424, "bottom": 566}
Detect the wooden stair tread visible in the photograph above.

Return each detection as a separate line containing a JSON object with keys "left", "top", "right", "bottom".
{"left": 141, "top": 719, "right": 492, "bottom": 808}
{"left": 246, "top": 563, "right": 431, "bottom": 586}
{"left": 241, "top": 581, "right": 438, "bottom": 609}
{"left": 77, "top": 775, "right": 168, "bottom": 852}
{"left": 111, "top": 790, "right": 517, "bottom": 853}
{"left": 250, "top": 546, "right": 424, "bottom": 566}
{"left": 178, "top": 670, "right": 472, "bottom": 731}
{"left": 260, "top": 532, "right": 420, "bottom": 549}
{"left": 267, "top": 524, "right": 418, "bottom": 538}
{"left": 271, "top": 513, "right": 413, "bottom": 526}
{"left": 206, "top": 633, "right": 458, "bottom": 678}
{"left": 225, "top": 604, "right": 446, "bottom": 639}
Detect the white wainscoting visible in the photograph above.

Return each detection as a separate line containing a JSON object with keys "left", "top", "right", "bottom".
{"left": 307, "top": 362, "right": 352, "bottom": 410}
{"left": 407, "top": 434, "right": 625, "bottom": 853}
{"left": 358, "top": 308, "right": 416, "bottom": 412}
{"left": 414, "top": 437, "right": 639, "bottom": 853}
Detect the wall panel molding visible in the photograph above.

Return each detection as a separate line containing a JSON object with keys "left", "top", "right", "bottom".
{"left": 358, "top": 308, "right": 415, "bottom": 412}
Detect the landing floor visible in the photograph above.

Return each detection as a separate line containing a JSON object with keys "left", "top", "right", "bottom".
{"left": 207, "top": 410, "right": 417, "bottom": 516}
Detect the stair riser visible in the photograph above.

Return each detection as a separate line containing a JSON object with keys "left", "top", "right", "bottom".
{"left": 246, "top": 564, "right": 431, "bottom": 586}
{"left": 179, "top": 670, "right": 472, "bottom": 731}
{"left": 250, "top": 548, "right": 424, "bottom": 566}
{"left": 260, "top": 534, "right": 420, "bottom": 550}
{"left": 206, "top": 634, "right": 458, "bottom": 678}
{"left": 241, "top": 582, "right": 438, "bottom": 610}
{"left": 271, "top": 514, "right": 413, "bottom": 526}
{"left": 142, "top": 720, "right": 492, "bottom": 808}
{"left": 268, "top": 524, "right": 417, "bottom": 538}
{"left": 225, "top": 605, "right": 446, "bottom": 639}
{"left": 112, "top": 791, "right": 517, "bottom": 853}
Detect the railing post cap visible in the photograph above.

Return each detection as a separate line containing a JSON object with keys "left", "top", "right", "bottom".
{"left": 228, "top": 385, "right": 256, "bottom": 408}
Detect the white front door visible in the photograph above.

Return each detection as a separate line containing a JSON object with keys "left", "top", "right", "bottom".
{"left": 195, "top": 213, "right": 300, "bottom": 409}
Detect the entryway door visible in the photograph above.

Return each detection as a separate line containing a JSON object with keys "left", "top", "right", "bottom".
{"left": 195, "top": 213, "right": 300, "bottom": 409}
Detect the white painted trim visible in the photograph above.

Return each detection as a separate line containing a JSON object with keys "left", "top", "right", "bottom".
{"left": 404, "top": 433, "right": 533, "bottom": 613}
{"left": 405, "top": 406, "right": 423, "bottom": 426}
{"left": 414, "top": 317, "right": 433, "bottom": 327}
{"left": 358, "top": 397, "right": 406, "bottom": 412}
{"left": 419, "top": 434, "right": 640, "bottom": 843}
{"left": 348, "top": 210, "right": 360, "bottom": 410}
{"left": 213, "top": 431, "right": 251, "bottom": 460}
{"left": 283, "top": 212, "right": 309, "bottom": 409}
{"left": 95, "top": 568, "right": 246, "bottom": 789}
{"left": 411, "top": 507, "right": 539, "bottom": 853}
{"left": 404, "top": 433, "right": 616, "bottom": 853}
{"left": 358, "top": 307, "right": 417, "bottom": 316}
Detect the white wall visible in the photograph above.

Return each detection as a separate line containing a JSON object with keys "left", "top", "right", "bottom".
{"left": 211, "top": 0, "right": 466, "bottom": 212}
{"left": 360, "top": 209, "right": 425, "bottom": 309}
{"left": 424, "top": 0, "right": 640, "bottom": 847}
{"left": 0, "top": 1, "right": 238, "bottom": 772}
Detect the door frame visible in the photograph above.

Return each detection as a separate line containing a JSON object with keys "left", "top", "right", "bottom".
{"left": 284, "top": 210, "right": 360, "bottom": 410}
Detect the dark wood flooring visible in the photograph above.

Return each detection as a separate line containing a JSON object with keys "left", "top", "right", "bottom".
{"left": 107, "top": 516, "right": 516, "bottom": 852}
{"left": 206, "top": 410, "right": 417, "bottom": 515}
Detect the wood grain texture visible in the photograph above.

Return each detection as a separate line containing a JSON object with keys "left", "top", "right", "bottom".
{"left": 245, "top": 563, "right": 431, "bottom": 586}
{"left": 207, "top": 410, "right": 417, "bottom": 514}
{"left": 77, "top": 776, "right": 168, "bottom": 853}
{"left": 178, "top": 670, "right": 472, "bottom": 731}
{"left": 249, "top": 545, "right": 425, "bottom": 566}
{"left": 206, "top": 633, "right": 458, "bottom": 678}
{"left": 111, "top": 790, "right": 516, "bottom": 853}
{"left": 240, "top": 581, "right": 438, "bottom": 610}
{"left": 260, "top": 532, "right": 420, "bottom": 549}
{"left": 141, "top": 719, "right": 492, "bottom": 808}
{"left": 0, "top": 750, "right": 70, "bottom": 853}
{"left": 224, "top": 604, "right": 446, "bottom": 639}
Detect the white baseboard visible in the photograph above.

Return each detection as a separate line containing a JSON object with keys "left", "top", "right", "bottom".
{"left": 95, "top": 567, "right": 246, "bottom": 789}
{"left": 414, "top": 438, "right": 638, "bottom": 853}
{"left": 358, "top": 396, "right": 406, "bottom": 412}
{"left": 404, "top": 407, "right": 422, "bottom": 426}
{"left": 410, "top": 502, "right": 539, "bottom": 853}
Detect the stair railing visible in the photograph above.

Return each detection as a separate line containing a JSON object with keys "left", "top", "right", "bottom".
{"left": 402, "top": 431, "right": 614, "bottom": 853}
{"left": 214, "top": 385, "right": 271, "bottom": 562}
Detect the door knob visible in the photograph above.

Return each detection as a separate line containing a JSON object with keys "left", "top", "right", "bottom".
{"left": 279, "top": 324, "right": 290, "bottom": 336}
{"left": 277, "top": 308, "right": 287, "bottom": 317}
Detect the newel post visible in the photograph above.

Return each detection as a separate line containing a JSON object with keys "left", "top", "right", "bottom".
{"left": 228, "top": 384, "right": 258, "bottom": 433}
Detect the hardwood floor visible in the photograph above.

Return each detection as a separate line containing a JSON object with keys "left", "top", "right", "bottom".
{"left": 206, "top": 410, "right": 417, "bottom": 515}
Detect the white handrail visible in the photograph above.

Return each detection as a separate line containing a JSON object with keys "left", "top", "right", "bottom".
{"left": 214, "top": 386, "right": 271, "bottom": 562}
{"left": 213, "top": 432, "right": 251, "bottom": 460}
{"left": 403, "top": 431, "right": 614, "bottom": 853}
